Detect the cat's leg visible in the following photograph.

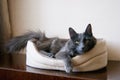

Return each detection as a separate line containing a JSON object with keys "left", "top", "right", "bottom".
{"left": 63, "top": 56, "right": 73, "bottom": 73}
{"left": 34, "top": 40, "right": 55, "bottom": 58}
{"left": 40, "top": 50, "right": 54, "bottom": 58}
{"left": 35, "top": 40, "right": 52, "bottom": 51}
{"left": 56, "top": 52, "right": 73, "bottom": 73}
{"left": 50, "top": 38, "right": 64, "bottom": 55}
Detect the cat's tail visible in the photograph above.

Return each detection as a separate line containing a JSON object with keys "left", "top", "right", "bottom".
{"left": 5, "top": 31, "right": 47, "bottom": 53}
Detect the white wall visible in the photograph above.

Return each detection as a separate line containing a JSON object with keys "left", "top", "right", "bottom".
{"left": 8, "top": 0, "right": 120, "bottom": 61}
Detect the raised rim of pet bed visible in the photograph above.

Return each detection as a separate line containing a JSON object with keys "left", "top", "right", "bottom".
{"left": 26, "top": 39, "right": 108, "bottom": 72}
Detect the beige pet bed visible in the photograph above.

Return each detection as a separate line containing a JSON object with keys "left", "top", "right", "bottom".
{"left": 26, "top": 39, "right": 108, "bottom": 72}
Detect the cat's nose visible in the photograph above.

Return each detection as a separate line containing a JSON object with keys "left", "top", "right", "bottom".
{"left": 82, "top": 47, "right": 85, "bottom": 50}
{"left": 79, "top": 43, "right": 85, "bottom": 49}
{"left": 76, "top": 46, "right": 85, "bottom": 52}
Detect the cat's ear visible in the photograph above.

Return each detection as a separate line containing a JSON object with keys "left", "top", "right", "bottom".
{"left": 85, "top": 24, "right": 93, "bottom": 36}
{"left": 69, "top": 27, "right": 78, "bottom": 40}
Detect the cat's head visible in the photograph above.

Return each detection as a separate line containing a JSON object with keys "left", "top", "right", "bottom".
{"left": 69, "top": 24, "right": 96, "bottom": 55}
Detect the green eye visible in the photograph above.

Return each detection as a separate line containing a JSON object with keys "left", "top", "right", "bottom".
{"left": 75, "top": 41, "right": 79, "bottom": 44}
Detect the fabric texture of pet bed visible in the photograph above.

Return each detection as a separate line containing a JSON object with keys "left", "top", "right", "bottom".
{"left": 26, "top": 39, "right": 108, "bottom": 72}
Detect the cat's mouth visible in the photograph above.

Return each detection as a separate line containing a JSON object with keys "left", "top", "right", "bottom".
{"left": 75, "top": 47, "right": 90, "bottom": 55}
{"left": 74, "top": 49, "right": 84, "bottom": 55}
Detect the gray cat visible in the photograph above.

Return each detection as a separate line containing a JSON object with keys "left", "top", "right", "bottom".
{"left": 6, "top": 24, "right": 96, "bottom": 73}
{"left": 55, "top": 24, "right": 97, "bottom": 73}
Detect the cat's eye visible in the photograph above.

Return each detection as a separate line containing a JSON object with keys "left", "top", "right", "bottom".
{"left": 75, "top": 41, "right": 80, "bottom": 44}
{"left": 84, "top": 38, "right": 91, "bottom": 44}
{"left": 85, "top": 40, "right": 89, "bottom": 43}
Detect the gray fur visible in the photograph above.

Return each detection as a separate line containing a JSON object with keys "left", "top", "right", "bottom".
{"left": 5, "top": 31, "right": 47, "bottom": 53}
{"left": 5, "top": 24, "right": 96, "bottom": 73}
{"left": 55, "top": 24, "right": 97, "bottom": 73}
{"left": 5, "top": 31, "right": 66, "bottom": 56}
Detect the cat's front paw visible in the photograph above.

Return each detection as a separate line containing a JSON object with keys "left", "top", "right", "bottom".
{"left": 48, "top": 53, "right": 55, "bottom": 58}
{"left": 65, "top": 66, "right": 72, "bottom": 73}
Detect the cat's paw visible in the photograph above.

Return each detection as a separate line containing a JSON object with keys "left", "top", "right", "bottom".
{"left": 48, "top": 53, "right": 55, "bottom": 58}
{"left": 65, "top": 66, "right": 72, "bottom": 73}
